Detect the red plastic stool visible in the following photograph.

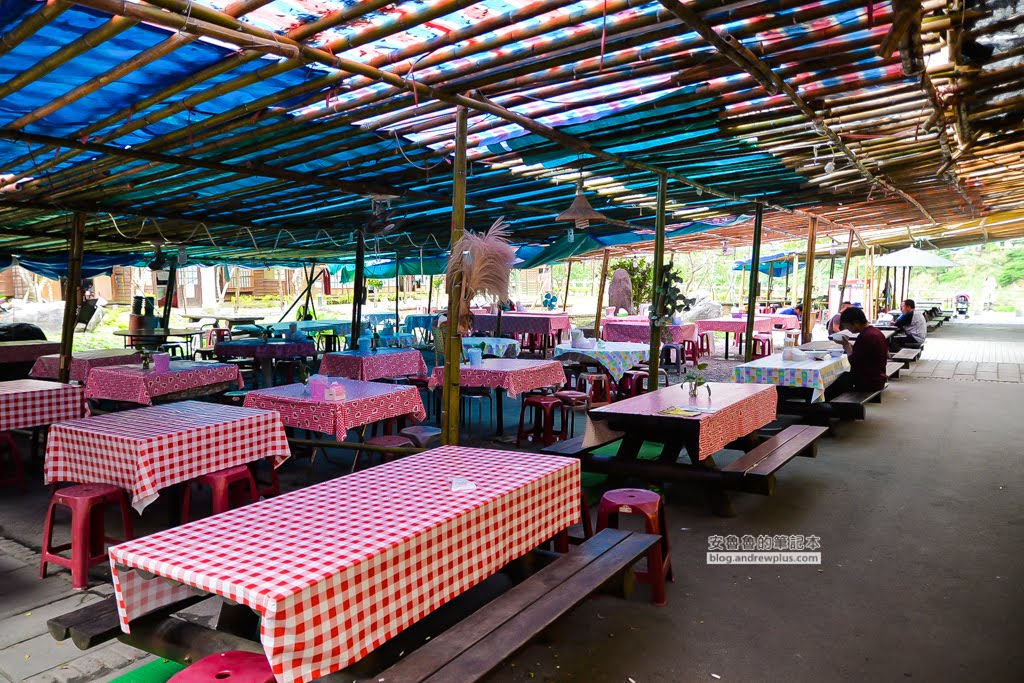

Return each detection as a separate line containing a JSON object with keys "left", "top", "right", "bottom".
{"left": 0, "top": 432, "right": 26, "bottom": 491}
{"left": 169, "top": 651, "right": 274, "bottom": 683}
{"left": 595, "top": 488, "right": 673, "bottom": 606}
{"left": 577, "top": 371, "right": 613, "bottom": 407}
{"left": 682, "top": 339, "right": 700, "bottom": 365}
{"left": 516, "top": 395, "right": 567, "bottom": 447}
{"left": 247, "top": 456, "right": 280, "bottom": 499}
{"left": 40, "top": 484, "right": 133, "bottom": 590}
{"left": 181, "top": 465, "right": 258, "bottom": 522}
{"left": 554, "top": 390, "right": 588, "bottom": 436}
{"left": 618, "top": 370, "right": 650, "bottom": 398}
{"left": 752, "top": 333, "right": 773, "bottom": 358}
{"left": 205, "top": 327, "right": 232, "bottom": 347}
{"left": 698, "top": 331, "right": 715, "bottom": 357}
{"left": 353, "top": 435, "right": 414, "bottom": 472}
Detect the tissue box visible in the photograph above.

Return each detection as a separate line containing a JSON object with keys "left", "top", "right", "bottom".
{"left": 324, "top": 383, "right": 347, "bottom": 401}
{"left": 152, "top": 352, "right": 170, "bottom": 372}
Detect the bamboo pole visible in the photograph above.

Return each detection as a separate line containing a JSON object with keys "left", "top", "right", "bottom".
{"left": 743, "top": 204, "right": 764, "bottom": 362}
{"left": 160, "top": 259, "right": 178, "bottom": 330}
{"left": 351, "top": 238, "right": 365, "bottom": 349}
{"left": 394, "top": 258, "right": 401, "bottom": 330}
{"left": 647, "top": 174, "right": 667, "bottom": 383}
{"left": 441, "top": 106, "right": 468, "bottom": 446}
{"left": 801, "top": 217, "right": 818, "bottom": 344}
{"left": 838, "top": 229, "right": 856, "bottom": 305}
{"left": 58, "top": 213, "right": 85, "bottom": 384}
{"left": 592, "top": 249, "right": 610, "bottom": 340}
{"left": 561, "top": 260, "right": 572, "bottom": 312}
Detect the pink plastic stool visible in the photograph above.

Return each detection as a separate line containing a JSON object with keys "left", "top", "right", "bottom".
{"left": 40, "top": 484, "right": 133, "bottom": 590}
{"left": 596, "top": 488, "right": 673, "bottom": 606}
{"left": 169, "top": 651, "right": 274, "bottom": 683}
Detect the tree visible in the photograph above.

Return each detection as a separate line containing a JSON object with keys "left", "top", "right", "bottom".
{"left": 609, "top": 257, "right": 653, "bottom": 307}
{"left": 997, "top": 248, "right": 1024, "bottom": 287}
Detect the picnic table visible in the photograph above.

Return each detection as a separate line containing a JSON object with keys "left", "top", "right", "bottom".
{"left": 553, "top": 341, "right": 649, "bottom": 383}
{"left": 215, "top": 338, "right": 317, "bottom": 387}
{"left": 84, "top": 361, "right": 243, "bottom": 405}
{"left": 108, "top": 446, "right": 580, "bottom": 683}
{"left": 0, "top": 340, "right": 61, "bottom": 365}
{"left": 45, "top": 401, "right": 289, "bottom": 512}
{"left": 243, "top": 379, "right": 425, "bottom": 440}
{"left": 462, "top": 336, "right": 521, "bottom": 358}
{"left": 113, "top": 328, "right": 203, "bottom": 353}
{"left": 798, "top": 328, "right": 895, "bottom": 351}
{"left": 695, "top": 316, "right": 773, "bottom": 359}
{"left": 601, "top": 318, "right": 696, "bottom": 344}
{"left": 364, "top": 312, "right": 397, "bottom": 326}
{"left": 0, "top": 379, "right": 88, "bottom": 432}
{"left": 186, "top": 314, "right": 263, "bottom": 327}
{"left": 319, "top": 348, "right": 427, "bottom": 381}
{"left": 734, "top": 352, "right": 851, "bottom": 403}
{"left": 403, "top": 313, "right": 440, "bottom": 337}
{"left": 428, "top": 359, "right": 566, "bottom": 435}
{"left": 30, "top": 349, "right": 141, "bottom": 382}
{"left": 471, "top": 311, "right": 571, "bottom": 338}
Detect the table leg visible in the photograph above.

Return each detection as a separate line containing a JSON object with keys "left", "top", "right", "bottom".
{"left": 261, "top": 360, "right": 274, "bottom": 388}
{"left": 683, "top": 436, "right": 735, "bottom": 518}
{"left": 495, "top": 389, "right": 504, "bottom": 436}
{"left": 724, "top": 332, "right": 730, "bottom": 360}
{"left": 165, "top": 483, "right": 184, "bottom": 526}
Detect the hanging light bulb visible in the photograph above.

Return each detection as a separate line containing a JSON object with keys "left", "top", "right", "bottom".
{"left": 556, "top": 179, "right": 606, "bottom": 235}
{"left": 824, "top": 159, "right": 836, "bottom": 174}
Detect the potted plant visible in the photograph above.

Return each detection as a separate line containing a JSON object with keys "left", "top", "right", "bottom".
{"left": 682, "top": 362, "right": 711, "bottom": 398}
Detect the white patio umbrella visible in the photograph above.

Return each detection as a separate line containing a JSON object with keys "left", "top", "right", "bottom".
{"left": 875, "top": 246, "right": 955, "bottom": 309}
{"left": 874, "top": 245, "right": 955, "bottom": 268}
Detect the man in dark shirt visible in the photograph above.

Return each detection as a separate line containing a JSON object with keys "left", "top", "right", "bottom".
{"left": 825, "top": 307, "right": 888, "bottom": 399}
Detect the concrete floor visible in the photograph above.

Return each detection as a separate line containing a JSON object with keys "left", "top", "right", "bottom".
{"left": 2, "top": 323, "right": 1023, "bottom": 682}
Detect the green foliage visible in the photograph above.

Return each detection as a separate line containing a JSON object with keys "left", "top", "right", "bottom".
{"left": 609, "top": 257, "right": 653, "bottom": 306}
{"left": 997, "top": 248, "right": 1024, "bottom": 287}
{"left": 651, "top": 261, "right": 687, "bottom": 326}
{"left": 682, "top": 362, "right": 711, "bottom": 398}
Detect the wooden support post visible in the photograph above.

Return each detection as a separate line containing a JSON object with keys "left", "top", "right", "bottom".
{"left": 791, "top": 254, "right": 799, "bottom": 307}
{"left": 441, "top": 105, "right": 468, "bottom": 446}
{"left": 57, "top": 213, "right": 85, "bottom": 384}
{"left": 426, "top": 274, "right": 434, "bottom": 314}
{"left": 837, "top": 229, "right": 855, "bottom": 303}
{"left": 160, "top": 259, "right": 177, "bottom": 331}
{"left": 394, "top": 258, "right": 401, "bottom": 330}
{"left": 647, "top": 174, "right": 668, "bottom": 381}
{"left": 350, "top": 237, "right": 365, "bottom": 349}
{"left": 743, "top": 204, "right": 764, "bottom": 362}
{"left": 561, "top": 260, "right": 572, "bottom": 312}
{"left": 800, "top": 217, "right": 818, "bottom": 344}
{"left": 592, "top": 249, "right": 610, "bottom": 340}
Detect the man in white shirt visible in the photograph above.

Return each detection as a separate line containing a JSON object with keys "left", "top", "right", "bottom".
{"left": 892, "top": 299, "right": 926, "bottom": 349}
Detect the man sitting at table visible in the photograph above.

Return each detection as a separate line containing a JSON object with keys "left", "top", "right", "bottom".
{"left": 827, "top": 302, "right": 852, "bottom": 335}
{"left": 890, "top": 298, "right": 927, "bottom": 350}
{"left": 825, "top": 307, "right": 888, "bottom": 400}
{"left": 778, "top": 303, "right": 803, "bottom": 320}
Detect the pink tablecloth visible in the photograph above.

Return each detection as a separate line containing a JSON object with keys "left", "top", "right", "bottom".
{"left": 84, "top": 361, "right": 243, "bottom": 405}
{"left": 215, "top": 339, "right": 317, "bottom": 360}
{"left": 109, "top": 447, "right": 579, "bottom": 683}
{"left": 429, "top": 359, "right": 566, "bottom": 397}
{"left": 0, "top": 379, "right": 88, "bottom": 431}
{"left": 471, "top": 312, "right": 571, "bottom": 337}
{"left": 243, "top": 380, "right": 425, "bottom": 439}
{"left": 0, "top": 341, "right": 61, "bottom": 364}
{"left": 602, "top": 320, "right": 697, "bottom": 344}
{"left": 30, "top": 349, "right": 141, "bottom": 382}
{"left": 587, "top": 382, "right": 778, "bottom": 460}
{"left": 768, "top": 314, "right": 800, "bottom": 330}
{"left": 695, "top": 317, "right": 774, "bottom": 335}
{"left": 320, "top": 348, "right": 427, "bottom": 381}
{"left": 45, "top": 401, "right": 289, "bottom": 512}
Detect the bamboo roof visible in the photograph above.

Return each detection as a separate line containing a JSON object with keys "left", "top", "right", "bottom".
{"left": 0, "top": 0, "right": 1021, "bottom": 266}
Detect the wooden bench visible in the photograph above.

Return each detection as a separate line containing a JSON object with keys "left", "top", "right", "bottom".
{"left": 892, "top": 346, "right": 923, "bottom": 367}
{"left": 49, "top": 531, "right": 658, "bottom": 683}
{"left": 720, "top": 425, "right": 828, "bottom": 495}
{"left": 360, "top": 528, "right": 658, "bottom": 683}
{"left": 830, "top": 387, "right": 885, "bottom": 420}
{"left": 886, "top": 361, "right": 903, "bottom": 379}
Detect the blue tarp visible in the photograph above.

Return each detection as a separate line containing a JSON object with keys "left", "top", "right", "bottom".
{"left": 733, "top": 251, "right": 803, "bottom": 277}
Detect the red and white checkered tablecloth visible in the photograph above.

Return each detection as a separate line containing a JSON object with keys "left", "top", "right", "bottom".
{"left": 0, "top": 340, "right": 61, "bottom": 364}
{"left": 587, "top": 382, "right": 777, "bottom": 460}
{"left": 84, "top": 362, "right": 243, "bottom": 405}
{"left": 319, "top": 348, "right": 427, "bottom": 381}
{"left": 0, "top": 380, "right": 89, "bottom": 431}
{"left": 471, "top": 312, "right": 571, "bottom": 337}
{"left": 695, "top": 316, "right": 774, "bottom": 335}
{"left": 109, "top": 447, "right": 579, "bottom": 683}
{"left": 243, "top": 380, "right": 425, "bottom": 439}
{"left": 30, "top": 350, "right": 141, "bottom": 382}
{"left": 45, "top": 401, "right": 290, "bottom": 512}
{"left": 428, "top": 359, "right": 566, "bottom": 397}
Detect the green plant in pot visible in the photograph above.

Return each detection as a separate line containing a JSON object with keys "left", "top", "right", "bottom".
{"left": 682, "top": 362, "right": 711, "bottom": 398}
